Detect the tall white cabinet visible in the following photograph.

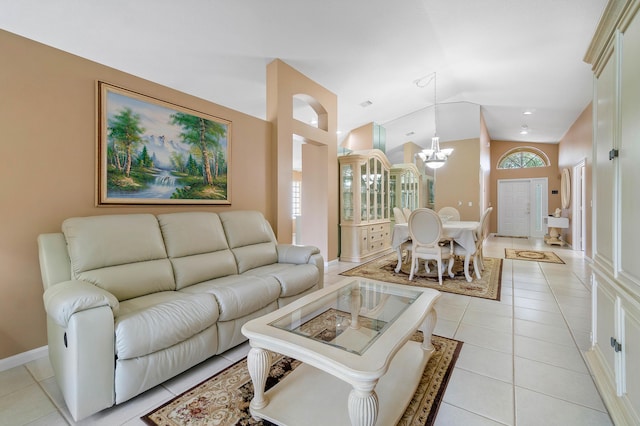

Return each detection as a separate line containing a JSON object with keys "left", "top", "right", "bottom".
{"left": 339, "top": 149, "right": 391, "bottom": 262}
{"left": 584, "top": 1, "right": 640, "bottom": 424}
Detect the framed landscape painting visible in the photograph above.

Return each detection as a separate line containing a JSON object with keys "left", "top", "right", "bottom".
{"left": 97, "top": 82, "right": 231, "bottom": 205}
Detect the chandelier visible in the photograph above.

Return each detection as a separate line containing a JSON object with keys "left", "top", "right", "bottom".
{"left": 416, "top": 72, "right": 453, "bottom": 169}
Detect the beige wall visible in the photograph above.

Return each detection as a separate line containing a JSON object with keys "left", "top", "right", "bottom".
{"left": 0, "top": 30, "right": 274, "bottom": 358}
{"left": 266, "top": 59, "right": 338, "bottom": 262}
{"left": 340, "top": 122, "right": 374, "bottom": 152}
{"left": 558, "top": 103, "right": 593, "bottom": 258}
{"left": 434, "top": 138, "right": 482, "bottom": 221}
{"left": 489, "top": 141, "right": 561, "bottom": 234}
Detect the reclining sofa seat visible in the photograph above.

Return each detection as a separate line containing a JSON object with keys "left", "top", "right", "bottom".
{"left": 37, "top": 210, "right": 323, "bottom": 421}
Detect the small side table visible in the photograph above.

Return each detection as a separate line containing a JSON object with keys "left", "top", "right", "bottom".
{"left": 544, "top": 216, "right": 569, "bottom": 246}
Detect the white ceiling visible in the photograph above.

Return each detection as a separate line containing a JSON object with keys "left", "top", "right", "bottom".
{"left": 1, "top": 0, "right": 606, "bottom": 164}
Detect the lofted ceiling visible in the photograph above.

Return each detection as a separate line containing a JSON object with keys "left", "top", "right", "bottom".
{"left": 1, "top": 0, "right": 606, "bottom": 164}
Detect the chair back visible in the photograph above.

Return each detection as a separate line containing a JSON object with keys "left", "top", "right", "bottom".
{"left": 438, "top": 206, "right": 461, "bottom": 221}
{"left": 403, "top": 208, "right": 412, "bottom": 222}
{"left": 393, "top": 207, "right": 407, "bottom": 223}
{"left": 408, "top": 208, "right": 443, "bottom": 247}
{"left": 476, "top": 207, "right": 493, "bottom": 248}
{"left": 477, "top": 207, "right": 493, "bottom": 242}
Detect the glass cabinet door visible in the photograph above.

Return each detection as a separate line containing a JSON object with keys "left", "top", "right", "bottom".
{"left": 375, "top": 159, "right": 382, "bottom": 220}
{"left": 361, "top": 162, "right": 368, "bottom": 222}
{"left": 383, "top": 169, "right": 389, "bottom": 219}
{"left": 389, "top": 174, "right": 397, "bottom": 216}
{"left": 341, "top": 164, "right": 354, "bottom": 221}
{"left": 340, "top": 152, "right": 392, "bottom": 226}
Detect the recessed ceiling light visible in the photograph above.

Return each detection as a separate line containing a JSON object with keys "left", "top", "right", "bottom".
{"left": 359, "top": 100, "right": 373, "bottom": 108}
{"left": 523, "top": 109, "right": 535, "bottom": 115}
{"left": 520, "top": 124, "right": 530, "bottom": 135}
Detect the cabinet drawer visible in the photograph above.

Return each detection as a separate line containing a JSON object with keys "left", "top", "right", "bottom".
{"left": 368, "top": 232, "right": 385, "bottom": 242}
{"left": 369, "top": 224, "right": 386, "bottom": 233}
{"left": 369, "top": 224, "right": 390, "bottom": 236}
{"left": 369, "top": 239, "right": 386, "bottom": 251}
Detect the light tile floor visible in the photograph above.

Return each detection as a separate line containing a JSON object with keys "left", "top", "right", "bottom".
{"left": 0, "top": 236, "right": 612, "bottom": 425}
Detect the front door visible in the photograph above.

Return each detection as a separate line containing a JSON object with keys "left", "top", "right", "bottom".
{"left": 498, "top": 178, "right": 548, "bottom": 238}
{"left": 498, "top": 180, "right": 530, "bottom": 237}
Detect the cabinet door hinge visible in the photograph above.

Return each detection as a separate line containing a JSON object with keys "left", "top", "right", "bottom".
{"left": 610, "top": 336, "right": 622, "bottom": 352}
{"left": 609, "top": 149, "right": 619, "bottom": 160}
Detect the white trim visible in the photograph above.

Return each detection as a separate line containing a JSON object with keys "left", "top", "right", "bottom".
{"left": 573, "top": 158, "right": 587, "bottom": 252}
{"left": 325, "top": 258, "right": 339, "bottom": 268}
{"left": 0, "top": 346, "right": 48, "bottom": 372}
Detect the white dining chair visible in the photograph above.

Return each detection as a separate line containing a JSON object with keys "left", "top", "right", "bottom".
{"left": 408, "top": 208, "right": 454, "bottom": 285}
{"left": 393, "top": 207, "right": 412, "bottom": 270}
{"left": 393, "top": 207, "right": 407, "bottom": 224}
{"left": 449, "top": 207, "right": 493, "bottom": 279}
{"left": 437, "top": 206, "right": 461, "bottom": 221}
{"left": 475, "top": 207, "right": 493, "bottom": 270}
{"left": 403, "top": 208, "right": 412, "bottom": 222}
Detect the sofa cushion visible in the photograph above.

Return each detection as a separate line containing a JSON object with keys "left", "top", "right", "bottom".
{"left": 179, "top": 275, "right": 281, "bottom": 321}
{"left": 158, "top": 212, "right": 238, "bottom": 289}
{"left": 218, "top": 211, "right": 278, "bottom": 273}
{"left": 157, "top": 212, "right": 228, "bottom": 257}
{"left": 115, "top": 291, "right": 219, "bottom": 360}
{"left": 243, "top": 263, "right": 320, "bottom": 297}
{"left": 62, "top": 214, "right": 174, "bottom": 301}
{"left": 169, "top": 251, "right": 238, "bottom": 290}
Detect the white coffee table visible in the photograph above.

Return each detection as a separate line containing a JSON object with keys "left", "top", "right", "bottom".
{"left": 241, "top": 278, "right": 440, "bottom": 426}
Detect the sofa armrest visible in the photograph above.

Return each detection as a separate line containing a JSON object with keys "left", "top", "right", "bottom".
{"left": 276, "top": 244, "right": 320, "bottom": 264}
{"left": 38, "top": 233, "right": 71, "bottom": 290}
{"left": 277, "top": 244, "right": 324, "bottom": 289}
{"left": 43, "top": 280, "right": 119, "bottom": 327}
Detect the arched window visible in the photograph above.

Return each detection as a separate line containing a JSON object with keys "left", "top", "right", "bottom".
{"left": 497, "top": 147, "right": 550, "bottom": 169}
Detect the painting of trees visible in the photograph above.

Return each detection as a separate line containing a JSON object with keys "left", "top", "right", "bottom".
{"left": 99, "top": 82, "right": 230, "bottom": 205}
{"left": 107, "top": 107, "right": 145, "bottom": 177}
{"left": 170, "top": 112, "right": 227, "bottom": 186}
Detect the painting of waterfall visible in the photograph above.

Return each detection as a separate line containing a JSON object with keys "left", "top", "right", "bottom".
{"left": 97, "top": 82, "right": 231, "bottom": 205}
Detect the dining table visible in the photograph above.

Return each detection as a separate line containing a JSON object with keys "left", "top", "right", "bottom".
{"left": 392, "top": 220, "right": 480, "bottom": 282}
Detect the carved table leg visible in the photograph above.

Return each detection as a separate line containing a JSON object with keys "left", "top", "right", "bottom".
{"left": 348, "top": 387, "right": 379, "bottom": 426}
{"left": 419, "top": 309, "right": 437, "bottom": 353}
{"left": 247, "top": 347, "right": 271, "bottom": 415}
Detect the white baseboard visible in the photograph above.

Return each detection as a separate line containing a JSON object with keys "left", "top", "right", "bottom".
{"left": 0, "top": 346, "right": 48, "bottom": 372}
{"left": 325, "top": 258, "right": 339, "bottom": 268}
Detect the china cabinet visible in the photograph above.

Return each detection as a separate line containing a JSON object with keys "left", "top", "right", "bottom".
{"left": 339, "top": 149, "right": 391, "bottom": 262}
{"left": 584, "top": 1, "right": 640, "bottom": 424}
{"left": 390, "top": 163, "right": 421, "bottom": 222}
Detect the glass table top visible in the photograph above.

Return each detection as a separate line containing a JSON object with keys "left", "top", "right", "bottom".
{"left": 269, "top": 280, "right": 422, "bottom": 355}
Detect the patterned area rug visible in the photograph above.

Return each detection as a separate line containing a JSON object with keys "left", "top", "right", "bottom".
{"left": 142, "top": 310, "right": 462, "bottom": 426}
{"left": 504, "top": 248, "right": 565, "bottom": 264}
{"left": 340, "top": 253, "right": 502, "bottom": 301}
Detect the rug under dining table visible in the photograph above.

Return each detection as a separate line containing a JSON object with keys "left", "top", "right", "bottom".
{"left": 340, "top": 252, "right": 502, "bottom": 301}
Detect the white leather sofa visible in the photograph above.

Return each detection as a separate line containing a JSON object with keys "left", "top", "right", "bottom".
{"left": 37, "top": 210, "right": 323, "bottom": 421}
